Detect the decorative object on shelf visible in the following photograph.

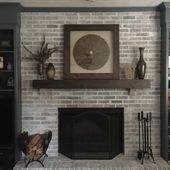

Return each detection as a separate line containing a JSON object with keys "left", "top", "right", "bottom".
{"left": 0, "top": 40, "right": 11, "bottom": 51}
{"left": 124, "top": 64, "right": 135, "bottom": 79}
{"left": 168, "top": 68, "right": 170, "bottom": 77}
{"left": 46, "top": 63, "right": 55, "bottom": 80}
{"left": 0, "top": 57, "right": 4, "bottom": 69}
{"left": 37, "top": 62, "right": 44, "bottom": 76}
{"left": 22, "top": 35, "right": 58, "bottom": 77}
{"left": 64, "top": 24, "right": 119, "bottom": 79}
{"left": 7, "top": 61, "right": 12, "bottom": 70}
{"left": 7, "top": 75, "right": 14, "bottom": 87}
{"left": 137, "top": 111, "right": 155, "bottom": 164}
{"left": 1, "top": 40, "right": 11, "bottom": 48}
{"left": 0, "top": 80, "right": 2, "bottom": 88}
{"left": 168, "top": 93, "right": 170, "bottom": 106}
{"left": 136, "top": 47, "right": 146, "bottom": 79}
{"left": 18, "top": 130, "right": 52, "bottom": 168}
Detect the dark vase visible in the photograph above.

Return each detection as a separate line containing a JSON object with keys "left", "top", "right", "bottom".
{"left": 46, "top": 63, "right": 55, "bottom": 80}
{"left": 136, "top": 47, "right": 146, "bottom": 79}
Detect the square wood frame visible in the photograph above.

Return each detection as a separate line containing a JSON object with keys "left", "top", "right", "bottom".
{"left": 64, "top": 24, "right": 119, "bottom": 79}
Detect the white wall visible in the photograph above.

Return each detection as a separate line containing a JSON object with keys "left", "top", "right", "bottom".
{"left": 0, "top": 0, "right": 168, "bottom": 7}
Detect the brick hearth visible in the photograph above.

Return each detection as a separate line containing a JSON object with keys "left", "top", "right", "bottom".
{"left": 14, "top": 154, "right": 169, "bottom": 170}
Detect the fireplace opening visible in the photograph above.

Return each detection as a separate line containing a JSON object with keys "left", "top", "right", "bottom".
{"left": 58, "top": 108, "right": 124, "bottom": 159}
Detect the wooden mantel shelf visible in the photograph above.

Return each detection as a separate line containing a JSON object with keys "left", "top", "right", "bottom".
{"left": 32, "top": 79, "right": 151, "bottom": 89}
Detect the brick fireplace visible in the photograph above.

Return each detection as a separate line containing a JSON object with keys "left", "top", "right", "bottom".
{"left": 21, "top": 10, "right": 160, "bottom": 158}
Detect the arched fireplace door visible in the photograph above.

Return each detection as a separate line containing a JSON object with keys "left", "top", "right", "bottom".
{"left": 58, "top": 108, "right": 124, "bottom": 159}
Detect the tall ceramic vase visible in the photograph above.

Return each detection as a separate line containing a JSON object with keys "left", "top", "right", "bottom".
{"left": 136, "top": 47, "right": 146, "bottom": 79}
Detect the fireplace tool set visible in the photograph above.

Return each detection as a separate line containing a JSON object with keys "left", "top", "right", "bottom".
{"left": 137, "top": 111, "right": 155, "bottom": 164}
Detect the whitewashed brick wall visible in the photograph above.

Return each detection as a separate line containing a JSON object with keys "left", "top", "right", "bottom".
{"left": 20, "top": 11, "right": 161, "bottom": 157}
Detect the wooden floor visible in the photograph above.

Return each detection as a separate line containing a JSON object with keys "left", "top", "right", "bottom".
{"left": 14, "top": 154, "right": 170, "bottom": 170}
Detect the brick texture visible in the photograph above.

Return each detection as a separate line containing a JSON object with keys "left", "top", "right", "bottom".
{"left": 21, "top": 11, "right": 161, "bottom": 157}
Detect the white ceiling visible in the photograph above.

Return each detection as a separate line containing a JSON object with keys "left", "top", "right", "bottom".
{"left": 0, "top": 0, "right": 167, "bottom": 7}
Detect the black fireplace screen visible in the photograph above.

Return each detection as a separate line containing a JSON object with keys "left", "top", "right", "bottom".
{"left": 58, "top": 108, "right": 124, "bottom": 159}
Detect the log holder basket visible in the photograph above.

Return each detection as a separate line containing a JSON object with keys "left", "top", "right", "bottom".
{"left": 19, "top": 131, "right": 52, "bottom": 168}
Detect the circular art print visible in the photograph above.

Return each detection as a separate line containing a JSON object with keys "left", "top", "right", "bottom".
{"left": 73, "top": 34, "right": 110, "bottom": 71}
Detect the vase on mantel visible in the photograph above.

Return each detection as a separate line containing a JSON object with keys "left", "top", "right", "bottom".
{"left": 136, "top": 47, "right": 146, "bottom": 79}
{"left": 46, "top": 63, "right": 55, "bottom": 80}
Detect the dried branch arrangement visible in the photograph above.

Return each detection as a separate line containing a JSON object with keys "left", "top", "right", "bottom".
{"left": 22, "top": 35, "right": 58, "bottom": 63}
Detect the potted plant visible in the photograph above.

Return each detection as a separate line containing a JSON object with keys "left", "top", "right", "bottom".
{"left": 22, "top": 35, "right": 58, "bottom": 77}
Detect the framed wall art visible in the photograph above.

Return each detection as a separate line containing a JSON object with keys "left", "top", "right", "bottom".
{"left": 64, "top": 24, "right": 119, "bottom": 79}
